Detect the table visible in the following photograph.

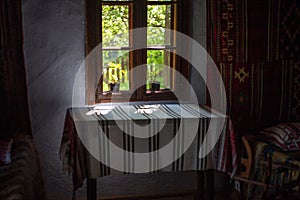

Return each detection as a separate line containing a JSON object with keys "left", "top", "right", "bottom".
{"left": 60, "top": 103, "right": 237, "bottom": 199}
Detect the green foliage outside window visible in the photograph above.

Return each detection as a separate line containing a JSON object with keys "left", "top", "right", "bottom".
{"left": 102, "top": 3, "right": 172, "bottom": 92}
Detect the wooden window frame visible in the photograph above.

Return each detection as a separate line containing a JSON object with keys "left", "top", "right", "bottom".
{"left": 85, "top": 0, "right": 191, "bottom": 105}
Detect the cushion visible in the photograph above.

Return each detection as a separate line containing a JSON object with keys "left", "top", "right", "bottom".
{"left": 259, "top": 122, "right": 300, "bottom": 151}
{"left": 0, "top": 139, "right": 13, "bottom": 165}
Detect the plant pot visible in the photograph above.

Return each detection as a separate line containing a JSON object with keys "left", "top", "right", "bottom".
{"left": 109, "top": 83, "right": 120, "bottom": 92}
{"left": 150, "top": 81, "right": 160, "bottom": 92}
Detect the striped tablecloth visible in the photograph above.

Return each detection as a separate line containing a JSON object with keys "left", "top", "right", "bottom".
{"left": 60, "top": 103, "right": 237, "bottom": 191}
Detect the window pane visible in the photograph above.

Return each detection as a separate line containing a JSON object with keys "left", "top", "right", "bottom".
{"left": 147, "top": 50, "right": 172, "bottom": 90}
{"left": 103, "top": 50, "right": 130, "bottom": 92}
{"left": 102, "top": 5, "right": 130, "bottom": 47}
{"left": 147, "top": 5, "right": 173, "bottom": 46}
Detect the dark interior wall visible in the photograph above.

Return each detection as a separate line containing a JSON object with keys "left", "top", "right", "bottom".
{"left": 191, "top": 0, "right": 207, "bottom": 104}
{"left": 22, "top": 0, "right": 206, "bottom": 199}
{"left": 22, "top": 0, "right": 85, "bottom": 198}
{"left": 0, "top": 0, "right": 31, "bottom": 136}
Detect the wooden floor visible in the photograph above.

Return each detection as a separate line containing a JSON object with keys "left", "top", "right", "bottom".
{"left": 77, "top": 194, "right": 235, "bottom": 200}
{"left": 76, "top": 197, "right": 193, "bottom": 200}
{"left": 75, "top": 171, "right": 235, "bottom": 200}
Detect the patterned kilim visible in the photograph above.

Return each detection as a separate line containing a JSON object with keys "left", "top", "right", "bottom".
{"left": 208, "top": 0, "right": 299, "bottom": 63}
{"left": 207, "top": 0, "right": 244, "bottom": 63}
{"left": 248, "top": 140, "right": 300, "bottom": 198}
{"left": 279, "top": 0, "right": 300, "bottom": 59}
{"left": 219, "top": 60, "right": 300, "bottom": 131}
{"left": 207, "top": 0, "right": 300, "bottom": 131}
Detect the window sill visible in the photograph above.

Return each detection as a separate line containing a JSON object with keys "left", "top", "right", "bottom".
{"left": 96, "top": 89, "right": 178, "bottom": 103}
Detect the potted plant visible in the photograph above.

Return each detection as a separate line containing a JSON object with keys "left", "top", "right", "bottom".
{"left": 108, "top": 62, "right": 121, "bottom": 92}
{"left": 109, "top": 74, "right": 120, "bottom": 92}
{"left": 148, "top": 65, "right": 161, "bottom": 92}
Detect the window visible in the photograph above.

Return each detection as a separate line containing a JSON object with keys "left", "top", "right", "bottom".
{"left": 85, "top": 0, "right": 191, "bottom": 104}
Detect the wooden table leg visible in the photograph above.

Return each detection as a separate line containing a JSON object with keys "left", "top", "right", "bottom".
{"left": 194, "top": 171, "right": 205, "bottom": 199}
{"left": 87, "top": 178, "right": 97, "bottom": 200}
{"left": 204, "top": 170, "right": 214, "bottom": 200}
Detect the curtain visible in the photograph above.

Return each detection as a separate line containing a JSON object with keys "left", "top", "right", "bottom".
{"left": 0, "top": 0, "right": 31, "bottom": 136}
